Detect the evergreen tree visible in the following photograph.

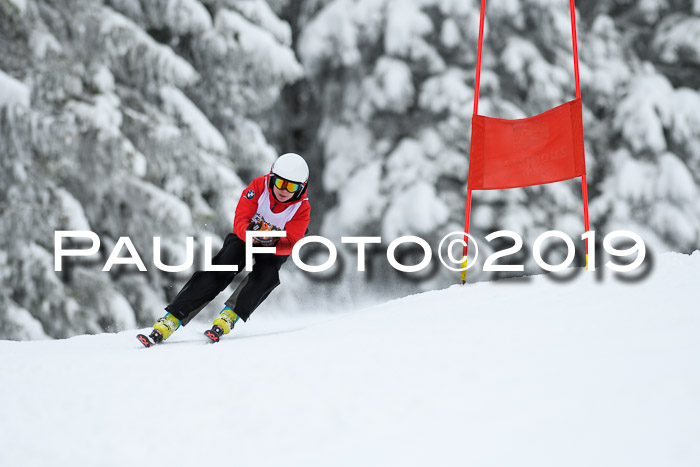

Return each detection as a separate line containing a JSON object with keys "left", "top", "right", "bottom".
{"left": 1, "top": 0, "right": 698, "bottom": 339}
{"left": 0, "top": 0, "right": 301, "bottom": 339}
{"left": 294, "top": 0, "right": 700, "bottom": 289}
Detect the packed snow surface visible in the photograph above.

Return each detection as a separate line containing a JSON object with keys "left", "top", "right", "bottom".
{"left": 1, "top": 252, "right": 698, "bottom": 467}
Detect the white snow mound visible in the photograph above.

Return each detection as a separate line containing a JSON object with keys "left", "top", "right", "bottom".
{"left": 0, "top": 251, "right": 698, "bottom": 467}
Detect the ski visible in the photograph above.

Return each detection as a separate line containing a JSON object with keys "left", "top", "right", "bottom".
{"left": 137, "top": 329, "right": 164, "bottom": 348}
{"left": 204, "top": 325, "right": 224, "bottom": 343}
{"left": 136, "top": 334, "right": 154, "bottom": 348}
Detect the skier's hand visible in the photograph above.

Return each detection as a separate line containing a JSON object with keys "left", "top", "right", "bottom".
{"left": 248, "top": 221, "right": 279, "bottom": 247}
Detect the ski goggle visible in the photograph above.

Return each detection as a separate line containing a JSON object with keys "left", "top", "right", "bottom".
{"left": 273, "top": 176, "right": 304, "bottom": 193}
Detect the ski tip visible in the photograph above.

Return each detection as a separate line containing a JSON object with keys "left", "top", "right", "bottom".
{"left": 136, "top": 334, "right": 154, "bottom": 348}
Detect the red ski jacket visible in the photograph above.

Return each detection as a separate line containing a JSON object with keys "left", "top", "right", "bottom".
{"left": 233, "top": 175, "right": 311, "bottom": 255}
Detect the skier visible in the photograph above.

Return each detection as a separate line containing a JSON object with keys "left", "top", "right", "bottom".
{"left": 137, "top": 153, "right": 311, "bottom": 346}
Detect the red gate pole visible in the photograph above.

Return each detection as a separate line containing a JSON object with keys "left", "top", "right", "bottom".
{"left": 462, "top": 0, "right": 486, "bottom": 284}
{"left": 570, "top": 0, "right": 591, "bottom": 268}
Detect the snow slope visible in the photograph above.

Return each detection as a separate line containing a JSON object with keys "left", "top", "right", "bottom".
{"left": 1, "top": 252, "right": 699, "bottom": 467}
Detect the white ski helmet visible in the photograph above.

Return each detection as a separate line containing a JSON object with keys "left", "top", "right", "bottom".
{"left": 271, "top": 153, "right": 309, "bottom": 183}
{"left": 269, "top": 153, "right": 309, "bottom": 201}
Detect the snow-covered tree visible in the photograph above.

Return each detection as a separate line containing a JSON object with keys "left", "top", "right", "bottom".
{"left": 292, "top": 0, "right": 700, "bottom": 291}
{"left": 0, "top": 0, "right": 302, "bottom": 339}
{"left": 584, "top": 3, "right": 700, "bottom": 254}
{"left": 2, "top": 0, "right": 699, "bottom": 339}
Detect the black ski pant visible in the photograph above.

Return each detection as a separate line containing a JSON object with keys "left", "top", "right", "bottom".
{"left": 165, "top": 233, "right": 288, "bottom": 325}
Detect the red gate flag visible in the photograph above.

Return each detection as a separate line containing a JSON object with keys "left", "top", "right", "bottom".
{"left": 461, "top": 0, "right": 591, "bottom": 283}
{"left": 468, "top": 99, "right": 586, "bottom": 190}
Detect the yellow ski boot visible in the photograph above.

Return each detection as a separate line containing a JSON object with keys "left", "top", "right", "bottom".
{"left": 205, "top": 307, "right": 239, "bottom": 343}
{"left": 137, "top": 313, "right": 180, "bottom": 347}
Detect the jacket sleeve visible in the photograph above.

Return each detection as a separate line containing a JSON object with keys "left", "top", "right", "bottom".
{"left": 275, "top": 199, "right": 311, "bottom": 256}
{"left": 233, "top": 177, "right": 264, "bottom": 240}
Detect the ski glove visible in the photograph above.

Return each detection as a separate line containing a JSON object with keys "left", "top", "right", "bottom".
{"left": 248, "top": 220, "right": 279, "bottom": 247}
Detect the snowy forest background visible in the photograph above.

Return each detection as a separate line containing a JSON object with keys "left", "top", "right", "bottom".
{"left": 1, "top": 0, "right": 699, "bottom": 340}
